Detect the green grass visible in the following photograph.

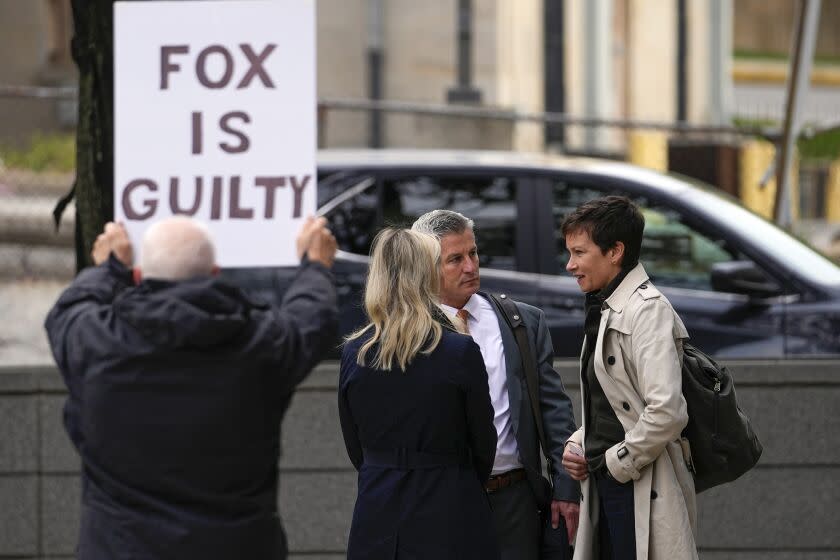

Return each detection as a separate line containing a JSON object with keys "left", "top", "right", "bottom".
{"left": 733, "top": 117, "right": 840, "bottom": 163}
{"left": 732, "top": 116, "right": 779, "bottom": 130}
{"left": 799, "top": 126, "right": 840, "bottom": 162}
{"left": 734, "top": 49, "right": 840, "bottom": 66}
{"left": 0, "top": 132, "right": 76, "bottom": 172}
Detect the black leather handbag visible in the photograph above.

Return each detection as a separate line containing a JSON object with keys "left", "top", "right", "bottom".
{"left": 680, "top": 342, "right": 763, "bottom": 492}
{"left": 491, "top": 294, "right": 573, "bottom": 560}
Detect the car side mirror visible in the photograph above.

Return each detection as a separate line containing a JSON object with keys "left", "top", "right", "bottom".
{"left": 710, "top": 261, "right": 781, "bottom": 298}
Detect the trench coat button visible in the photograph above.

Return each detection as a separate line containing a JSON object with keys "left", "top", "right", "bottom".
{"left": 500, "top": 294, "right": 507, "bottom": 299}
{"left": 513, "top": 315, "right": 520, "bottom": 320}
{"left": 651, "top": 490, "right": 658, "bottom": 500}
{"left": 639, "top": 283, "right": 648, "bottom": 289}
{"left": 622, "top": 401, "right": 630, "bottom": 411}
{"left": 607, "top": 355, "right": 616, "bottom": 365}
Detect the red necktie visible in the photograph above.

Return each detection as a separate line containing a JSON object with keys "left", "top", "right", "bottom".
{"left": 456, "top": 308, "right": 471, "bottom": 335}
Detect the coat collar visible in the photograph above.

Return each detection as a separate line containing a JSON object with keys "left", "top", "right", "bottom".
{"left": 604, "top": 263, "right": 650, "bottom": 314}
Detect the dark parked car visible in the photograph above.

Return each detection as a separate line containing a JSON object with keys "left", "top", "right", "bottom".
{"left": 225, "top": 149, "right": 840, "bottom": 358}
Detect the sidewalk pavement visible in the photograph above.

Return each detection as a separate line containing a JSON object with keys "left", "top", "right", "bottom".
{"left": 0, "top": 279, "right": 65, "bottom": 366}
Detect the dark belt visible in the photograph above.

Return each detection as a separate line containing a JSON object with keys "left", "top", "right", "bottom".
{"left": 485, "top": 468, "right": 527, "bottom": 493}
{"left": 362, "top": 448, "right": 469, "bottom": 470}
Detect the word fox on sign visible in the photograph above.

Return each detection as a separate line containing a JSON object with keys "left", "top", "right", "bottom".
{"left": 160, "top": 44, "right": 278, "bottom": 90}
{"left": 114, "top": 0, "right": 316, "bottom": 267}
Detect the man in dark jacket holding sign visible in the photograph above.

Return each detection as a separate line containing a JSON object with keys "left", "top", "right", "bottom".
{"left": 44, "top": 216, "right": 338, "bottom": 560}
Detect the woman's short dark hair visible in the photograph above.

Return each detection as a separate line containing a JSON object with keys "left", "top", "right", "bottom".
{"left": 560, "top": 196, "right": 645, "bottom": 269}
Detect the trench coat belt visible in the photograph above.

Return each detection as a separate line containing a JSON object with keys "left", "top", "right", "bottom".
{"left": 362, "top": 447, "right": 470, "bottom": 469}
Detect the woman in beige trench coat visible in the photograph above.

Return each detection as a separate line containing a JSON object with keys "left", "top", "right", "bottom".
{"left": 561, "top": 196, "right": 699, "bottom": 560}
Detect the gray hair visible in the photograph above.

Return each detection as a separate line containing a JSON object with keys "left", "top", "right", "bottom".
{"left": 410, "top": 209, "right": 474, "bottom": 240}
{"left": 140, "top": 216, "right": 216, "bottom": 280}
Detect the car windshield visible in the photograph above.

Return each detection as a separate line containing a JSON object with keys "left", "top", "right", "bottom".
{"left": 677, "top": 178, "right": 840, "bottom": 288}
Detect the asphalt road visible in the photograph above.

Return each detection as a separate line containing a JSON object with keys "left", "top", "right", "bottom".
{"left": 733, "top": 82, "right": 840, "bottom": 126}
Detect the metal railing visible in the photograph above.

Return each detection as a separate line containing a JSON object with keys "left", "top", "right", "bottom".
{"left": 2, "top": 84, "right": 839, "bottom": 278}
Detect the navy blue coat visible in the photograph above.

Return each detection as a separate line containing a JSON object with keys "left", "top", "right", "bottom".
{"left": 44, "top": 255, "right": 337, "bottom": 560}
{"left": 339, "top": 330, "right": 500, "bottom": 560}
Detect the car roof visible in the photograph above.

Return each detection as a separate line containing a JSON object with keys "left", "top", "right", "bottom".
{"left": 316, "top": 148, "right": 840, "bottom": 291}
{"left": 317, "top": 148, "right": 691, "bottom": 197}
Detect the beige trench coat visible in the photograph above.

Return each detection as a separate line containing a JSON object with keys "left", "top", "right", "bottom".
{"left": 569, "top": 264, "right": 699, "bottom": 560}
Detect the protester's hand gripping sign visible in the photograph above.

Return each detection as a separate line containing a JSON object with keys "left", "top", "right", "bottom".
{"left": 114, "top": 0, "right": 315, "bottom": 267}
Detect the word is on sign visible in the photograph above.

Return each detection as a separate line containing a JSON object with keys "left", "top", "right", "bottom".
{"left": 114, "top": 0, "right": 316, "bottom": 268}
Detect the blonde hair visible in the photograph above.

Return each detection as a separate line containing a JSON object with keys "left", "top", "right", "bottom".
{"left": 346, "top": 228, "right": 443, "bottom": 371}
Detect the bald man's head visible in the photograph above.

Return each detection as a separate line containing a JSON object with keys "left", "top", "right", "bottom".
{"left": 139, "top": 217, "right": 217, "bottom": 281}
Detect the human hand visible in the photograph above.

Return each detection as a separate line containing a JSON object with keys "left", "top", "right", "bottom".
{"left": 561, "top": 441, "right": 588, "bottom": 481}
{"left": 554, "top": 499, "right": 580, "bottom": 543}
{"left": 91, "top": 222, "right": 133, "bottom": 266}
{"left": 296, "top": 216, "right": 337, "bottom": 268}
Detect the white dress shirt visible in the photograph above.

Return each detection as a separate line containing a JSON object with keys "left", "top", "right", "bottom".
{"left": 442, "top": 294, "right": 522, "bottom": 475}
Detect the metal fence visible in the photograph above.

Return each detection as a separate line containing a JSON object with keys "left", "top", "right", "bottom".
{"left": 1, "top": 85, "right": 838, "bottom": 279}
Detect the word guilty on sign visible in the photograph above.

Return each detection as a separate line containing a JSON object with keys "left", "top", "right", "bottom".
{"left": 121, "top": 175, "right": 311, "bottom": 221}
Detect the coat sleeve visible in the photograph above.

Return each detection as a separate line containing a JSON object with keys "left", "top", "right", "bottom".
{"left": 605, "top": 298, "right": 689, "bottom": 483}
{"left": 461, "top": 339, "right": 498, "bottom": 485}
{"left": 338, "top": 348, "right": 364, "bottom": 471}
{"left": 43, "top": 255, "right": 133, "bottom": 398}
{"left": 258, "top": 257, "right": 339, "bottom": 392}
{"left": 533, "top": 309, "right": 581, "bottom": 502}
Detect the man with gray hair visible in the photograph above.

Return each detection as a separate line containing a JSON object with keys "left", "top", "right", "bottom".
{"left": 413, "top": 209, "right": 579, "bottom": 560}
{"left": 45, "top": 216, "right": 338, "bottom": 560}
{"left": 136, "top": 216, "right": 218, "bottom": 280}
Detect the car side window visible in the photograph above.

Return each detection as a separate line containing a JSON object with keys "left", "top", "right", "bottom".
{"left": 552, "top": 181, "right": 755, "bottom": 291}
{"left": 318, "top": 173, "right": 380, "bottom": 255}
{"left": 382, "top": 175, "right": 519, "bottom": 270}
{"left": 636, "top": 206, "right": 735, "bottom": 290}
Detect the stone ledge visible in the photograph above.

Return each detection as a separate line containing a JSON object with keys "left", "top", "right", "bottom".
{"left": 5, "top": 359, "right": 840, "bottom": 394}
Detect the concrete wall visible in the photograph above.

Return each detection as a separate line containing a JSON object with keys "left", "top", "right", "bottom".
{"left": 0, "top": 0, "right": 72, "bottom": 146}
{"left": 316, "top": 0, "right": 367, "bottom": 148}
{"left": 1, "top": 359, "right": 838, "bottom": 558}
{"left": 313, "top": 0, "right": 536, "bottom": 151}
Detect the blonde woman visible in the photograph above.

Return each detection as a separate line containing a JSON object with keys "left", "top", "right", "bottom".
{"left": 339, "top": 228, "right": 499, "bottom": 560}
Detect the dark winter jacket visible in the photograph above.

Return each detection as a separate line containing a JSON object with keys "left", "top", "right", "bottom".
{"left": 44, "top": 255, "right": 337, "bottom": 560}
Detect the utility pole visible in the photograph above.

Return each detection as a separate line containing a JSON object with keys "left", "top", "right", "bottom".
{"left": 775, "top": 0, "right": 821, "bottom": 227}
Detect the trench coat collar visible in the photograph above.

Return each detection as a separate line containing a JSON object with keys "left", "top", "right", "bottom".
{"left": 603, "top": 263, "right": 650, "bottom": 314}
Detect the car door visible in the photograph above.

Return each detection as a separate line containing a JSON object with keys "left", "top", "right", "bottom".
{"left": 532, "top": 173, "right": 789, "bottom": 359}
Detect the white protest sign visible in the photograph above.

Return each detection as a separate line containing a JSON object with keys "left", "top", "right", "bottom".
{"left": 114, "top": 0, "right": 315, "bottom": 267}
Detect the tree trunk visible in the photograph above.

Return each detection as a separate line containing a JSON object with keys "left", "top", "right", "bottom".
{"left": 55, "top": 0, "right": 115, "bottom": 271}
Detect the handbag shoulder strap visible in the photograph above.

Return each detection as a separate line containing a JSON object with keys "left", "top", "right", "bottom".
{"left": 488, "top": 294, "right": 552, "bottom": 473}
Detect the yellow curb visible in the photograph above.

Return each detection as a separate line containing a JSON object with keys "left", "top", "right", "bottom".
{"left": 734, "top": 60, "right": 840, "bottom": 86}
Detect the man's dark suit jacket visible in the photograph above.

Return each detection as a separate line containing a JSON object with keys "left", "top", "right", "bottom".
{"left": 44, "top": 255, "right": 337, "bottom": 560}
{"left": 482, "top": 292, "right": 579, "bottom": 505}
